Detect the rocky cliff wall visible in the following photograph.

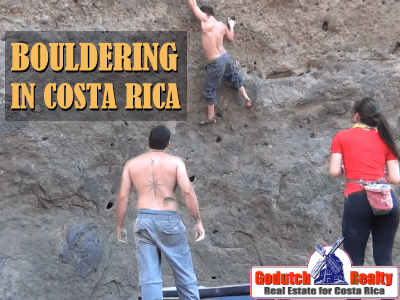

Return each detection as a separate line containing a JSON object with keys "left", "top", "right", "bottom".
{"left": 1, "top": 0, "right": 400, "bottom": 299}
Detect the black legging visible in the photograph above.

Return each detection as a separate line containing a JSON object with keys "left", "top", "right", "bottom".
{"left": 342, "top": 190, "right": 399, "bottom": 266}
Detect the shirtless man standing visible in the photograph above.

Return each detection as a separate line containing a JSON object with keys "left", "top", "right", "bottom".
{"left": 188, "top": 0, "right": 252, "bottom": 125}
{"left": 116, "top": 125, "right": 205, "bottom": 300}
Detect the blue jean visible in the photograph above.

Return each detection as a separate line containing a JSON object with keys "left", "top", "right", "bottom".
{"left": 204, "top": 52, "right": 245, "bottom": 105}
{"left": 342, "top": 190, "right": 399, "bottom": 266}
{"left": 134, "top": 209, "right": 200, "bottom": 300}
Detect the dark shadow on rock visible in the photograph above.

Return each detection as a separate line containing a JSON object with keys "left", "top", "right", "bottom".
{"left": 60, "top": 223, "right": 104, "bottom": 278}
{"left": 267, "top": 70, "right": 294, "bottom": 79}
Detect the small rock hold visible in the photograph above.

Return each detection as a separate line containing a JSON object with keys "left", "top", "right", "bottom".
{"left": 392, "top": 42, "right": 400, "bottom": 53}
{"left": 322, "top": 21, "right": 329, "bottom": 31}
{"left": 301, "top": 5, "right": 309, "bottom": 12}
{"left": 267, "top": 70, "right": 293, "bottom": 79}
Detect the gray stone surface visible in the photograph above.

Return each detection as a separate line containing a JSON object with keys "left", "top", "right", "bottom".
{"left": 1, "top": 0, "right": 400, "bottom": 299}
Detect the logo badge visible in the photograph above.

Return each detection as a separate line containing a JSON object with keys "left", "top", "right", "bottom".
{"left": 251, "top": 237, "right": 399, "bottom": 298}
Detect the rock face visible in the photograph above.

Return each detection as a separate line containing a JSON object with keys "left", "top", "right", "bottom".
{"left": 1, "top": 0, "right": 400, "bottom": 299}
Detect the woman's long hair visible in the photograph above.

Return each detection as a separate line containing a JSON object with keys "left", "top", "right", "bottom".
{"left": 353, "top": 97, "right": 399, "bottom": 158}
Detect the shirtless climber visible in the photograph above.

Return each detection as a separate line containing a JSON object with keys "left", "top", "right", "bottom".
{"left": 116, "top": 125, "right": 205, "bottom": 299}
{"left": 187, "top": 0, "right": 252, "bottom": 125}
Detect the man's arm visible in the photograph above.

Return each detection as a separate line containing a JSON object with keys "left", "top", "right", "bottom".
{"left": 116, "top": 161, "right": 133, "bottom": 239}
{"left": 187, "top": 0, "right": 208, "bottom": 22}
{"left": 176, "top": 157, "right": 205, "bottom": 241}
{"left": 225, "top": 17, "right": 236, "bottom": 42}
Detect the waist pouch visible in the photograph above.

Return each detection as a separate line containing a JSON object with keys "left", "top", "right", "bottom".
{"left": 347, "top": 178, "right": 393, "bottom": 215}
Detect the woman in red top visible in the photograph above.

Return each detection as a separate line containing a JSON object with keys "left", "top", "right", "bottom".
{"left": 330, "top": 97, "right": 399, "bottom": 266}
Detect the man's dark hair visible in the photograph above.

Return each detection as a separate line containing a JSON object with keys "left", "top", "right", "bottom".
{"left": 200, "top": 6, "right": 214, "bottom": 16}
{"left": 149, "top": 125, "right": 170, "bottom": 150}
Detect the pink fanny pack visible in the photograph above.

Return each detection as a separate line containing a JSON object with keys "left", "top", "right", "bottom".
{"left": 347, "top": 178, "right": 393, "bottom": 215}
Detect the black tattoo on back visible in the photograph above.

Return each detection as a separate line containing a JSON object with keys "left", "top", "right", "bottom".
{"left": 145, "top": 158, "right": 164, "bottom": 197}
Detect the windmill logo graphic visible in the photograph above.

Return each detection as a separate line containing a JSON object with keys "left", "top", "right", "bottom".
{"left": 310, "top": 237, "right": 348, "bottom": 285}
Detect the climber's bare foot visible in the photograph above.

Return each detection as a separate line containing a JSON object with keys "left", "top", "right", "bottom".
{"left": 245, "top": 98, "right": 252, "bottom": 107}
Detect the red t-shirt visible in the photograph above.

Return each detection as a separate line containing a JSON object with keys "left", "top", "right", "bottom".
{"left": 331, "top": 127, "right": 397, "bottom": 196}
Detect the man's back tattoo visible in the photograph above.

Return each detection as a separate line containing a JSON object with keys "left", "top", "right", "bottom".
{"left": 145, "top": 158, "right": 164, "bottom": 197}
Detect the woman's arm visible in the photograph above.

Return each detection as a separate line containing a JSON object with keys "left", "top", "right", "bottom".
{"left": 386, "top": 160, "right": 399, "bottom": 185}
{"left": 330, "top": 153, "right": 344, "bottom": 177}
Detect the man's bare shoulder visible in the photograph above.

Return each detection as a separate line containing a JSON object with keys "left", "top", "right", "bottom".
{"left": 164, "top": 153, "right": 184, "bottom": 165}
{"left": 213, "top": 20, "right": 228, "bottom": 38}
{"left": 215, "top": 20, "right": 227, "bottom": 31}
{"left": 124, "top": 153, "right": 147, "bottom": 167}
{"left": 126, "top": 152, "right": 183, "bottom": 165}
{"left": 216, "top": 19, "right": 227, "bottom": 28}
